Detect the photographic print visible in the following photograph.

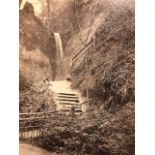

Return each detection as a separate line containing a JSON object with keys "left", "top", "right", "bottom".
{"left": 19, "top": 0, "right": 135, "bottom": 154}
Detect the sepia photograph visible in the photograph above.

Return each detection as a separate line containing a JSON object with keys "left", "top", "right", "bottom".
{"left": 19, "top": 0, "right": 135, "bottom": 154}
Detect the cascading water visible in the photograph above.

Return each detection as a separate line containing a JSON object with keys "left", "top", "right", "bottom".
{"left": 54, "top": 32, "right": 64, "bottom": 61}
{"left": 54, "top": 32, "right": 64, "bottom": 80}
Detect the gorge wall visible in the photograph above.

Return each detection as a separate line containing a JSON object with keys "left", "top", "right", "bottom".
{"left": 69, "top": 0, "right": 135, "bottom": 108}
{"left": 19, "top": 0, "right": 77, "bottom": 90}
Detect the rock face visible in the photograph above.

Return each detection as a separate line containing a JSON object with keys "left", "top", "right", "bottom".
{"left": 70, "top": 0, "right": 135, "bottom": 107}
{"left": 19, "top": 0, "right": 79, "bottom": 89}
{"left": 19, "top": 2, "right": 56, "bottom": 90}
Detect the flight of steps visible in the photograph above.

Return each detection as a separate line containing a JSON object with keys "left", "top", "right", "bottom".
{"left": 54, "top": 92, "right": 82, "bottom": 113}
{"left": 49, "top": 80, "right": 83, "bottom": 114}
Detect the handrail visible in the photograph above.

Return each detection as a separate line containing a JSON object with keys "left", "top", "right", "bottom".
{"left": 19, "top": 110, "right": 55, "bottom": 116}
{"left": 19, "top": 115, "right": 55, "bottom": 121}
{"left": 72, "top": 39, "right": 93, "bottom": 61}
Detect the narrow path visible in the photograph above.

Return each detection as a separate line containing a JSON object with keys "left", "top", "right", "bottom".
{"left": 20, "top": 142, "right": 62, "bottom": 155}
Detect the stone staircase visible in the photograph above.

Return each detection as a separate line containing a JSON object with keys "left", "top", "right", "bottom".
{"left": 49, "top": 80, "right": 83, "bottom": 114}
{"left": 54, "top": 92, "right": 82, "bottom": 113}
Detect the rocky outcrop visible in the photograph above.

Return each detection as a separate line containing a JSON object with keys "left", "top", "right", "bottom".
{"left": 19, "top": 2, "right": 56, "bottom": 90}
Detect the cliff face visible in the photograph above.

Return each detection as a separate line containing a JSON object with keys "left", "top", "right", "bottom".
{"left": 19, "top": 0, "right": 79, "bottom": 89}
{"left": 19, "top": 2, "right": 57, "bottom": 90}
{"left": 70, "top": 0, "right": 135, "bottom": 109}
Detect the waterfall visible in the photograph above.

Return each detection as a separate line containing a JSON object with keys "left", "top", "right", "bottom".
{"left": 54, "top": 32, "right": 64, "bottom": 62}
{"left": 53, "top": 32, "right": 64, "bottom": 80}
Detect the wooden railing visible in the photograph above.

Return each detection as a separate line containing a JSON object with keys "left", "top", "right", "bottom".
{"left": 71, "top": 37, "right": 97, "bottom": 68}
{"left": 70, "top": 34, "right": 104, "bottom": 69}
{"left": 19, "top": 111, "right": 68, "bottom": 140}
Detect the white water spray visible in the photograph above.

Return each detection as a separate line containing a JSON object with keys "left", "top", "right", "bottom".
{"left": 54, "top": 32, "right": 64, "bottom": 61}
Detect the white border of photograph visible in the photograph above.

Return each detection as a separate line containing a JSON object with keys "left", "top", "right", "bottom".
{"left": 0, "top": 0, "right": 19, "bottom": 155}
{"left": 136, "top": 0, "right": 155, "bottom": 154}
{"left": 0, "top": 0, "right": 155, "bottom": 154}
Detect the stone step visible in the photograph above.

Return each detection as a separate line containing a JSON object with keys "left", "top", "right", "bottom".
{"left": 58, "top": 101, "right": 81, "bottom": 106}
{"left": 56, "top": 98, "right": 79, "bottom": 102}
{"left": 61, "top": 104, "right": 81, "bottom": 108}
{"left": 57, "top": 95, "right": 79, "bottom": 99}
{"left": 58, "top": 93, "right": 76, "bottom": 96}
{"left": 60, "top": 108, "right": 82, "bottom": 112}
{"left": 56, "top": 103, "right": 81, "bottom": 109}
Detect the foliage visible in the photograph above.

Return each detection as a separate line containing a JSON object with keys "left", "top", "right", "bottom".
{"left": 19, "top": 80, "right": 55, "bottom": 113}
